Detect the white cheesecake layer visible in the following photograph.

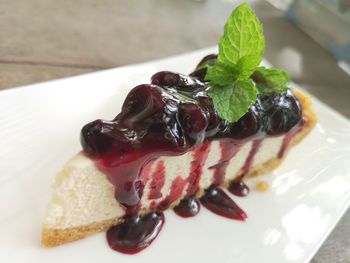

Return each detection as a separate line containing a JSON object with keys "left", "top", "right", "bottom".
{"left": 44, "top": 136, "right": 284, "bottom": 229}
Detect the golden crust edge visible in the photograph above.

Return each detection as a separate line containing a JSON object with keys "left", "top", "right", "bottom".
{"left": 42, "top": 218, "right": 120, "bottom": 247}
{"left": 42, "top": 89, "right": 317, "bottom": 248}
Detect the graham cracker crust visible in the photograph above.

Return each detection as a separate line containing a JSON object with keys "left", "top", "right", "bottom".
{"left": 42, "top": 218, "right": 119, "bottom": 247}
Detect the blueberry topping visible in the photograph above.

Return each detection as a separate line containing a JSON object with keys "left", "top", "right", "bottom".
{"left": 197, "top": 95, "right": 221, "bottom": 137}
{"left": 260, "top": 90, "right": 302, "bottom": 135}
{"left": 226, "top": 102, "right": 263, "bottom": 141}
{"left": 82, "top": 69, "right": 302, "bottom": 155}
{"left": 81, "top": 120, "right": 123, "bottom": 155}
{"left": 177, "top": 102, "right": 208, "bottom": 143}
{"left": 80, "top": 54, "right": 303, "bottom": 214}
{"left": 151, "top": 71, "right": 205, "bottom": 95}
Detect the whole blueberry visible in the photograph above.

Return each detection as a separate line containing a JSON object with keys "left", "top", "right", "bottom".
{"left": 227, "top": 103, "right": 262, "bottom": 140}
{"left": 177, "top": 103, "right": 208, "bottom": 142}
{"left": 260, "top": 90, "right": 302, "bottom": 135}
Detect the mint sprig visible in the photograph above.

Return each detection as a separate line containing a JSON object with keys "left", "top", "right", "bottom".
{"left": 217, "top": 3, "right": 264, "bottom": 73}
{"left": 208, "top": 79, "right": 257, "bottom": 123}
{"left": 204, "top": 3, "right": 289, "bottom": 123}
{"left": 205, "top": 63, "right": 238, "bottom": 86}
{"left": 252, "top": 66, "right": 289, "bottom": 95}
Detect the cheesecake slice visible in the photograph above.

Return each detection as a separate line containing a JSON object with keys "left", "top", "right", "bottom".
{"left": 41, "top": 3, "right": 318, "bottom": 253}
{"left": 42, "top": 65, "right": 316, "bottom": 249}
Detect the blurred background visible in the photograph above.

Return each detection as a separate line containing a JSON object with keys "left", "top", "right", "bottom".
{"left": 0, "top": 0, "right": 349, "bottom": 261}
{"left": 1, "top": 0, "right": 349, "bottom": 120}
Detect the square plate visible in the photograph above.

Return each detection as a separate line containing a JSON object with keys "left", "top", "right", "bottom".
{"left": 1, "top": 47, "right": 350, "bottom": 263}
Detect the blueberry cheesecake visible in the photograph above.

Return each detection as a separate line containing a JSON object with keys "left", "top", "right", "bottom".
{"left": 42, "top": 3, "right": 317, "bottom": 254}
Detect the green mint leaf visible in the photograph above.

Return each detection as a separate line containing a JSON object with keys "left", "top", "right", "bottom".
{"left": 205, "top": 63, "right": 238, "bottom": 86}
{"left": 205, "top": 3, "right": 264, "bottom": 123}
{"left": 218, "top": 3, "right": 264, "bottom": 67}
{"left": 236, "top": 54, "right": 262, "bottom": 80}
{"left": 205, "top": 3, "right": 265, "bottom": 86}
{"left": 252, "top": 66, "right": 289, "bottom": 95}
{"left": 208, "top": 79, "right": 258, "bottom": 123}
{"left": 204, "top": 3, "right": 289, "bottom": 124}
{"left": 205, "top": 54, "right": 260, "bottom": 84}
{"left": 196, "top": 59, "right": 216, "bottom": 71}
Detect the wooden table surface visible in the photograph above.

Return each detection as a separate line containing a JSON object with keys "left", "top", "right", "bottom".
{"left": 1, "top": 0, "right": 349, "bottom": 262}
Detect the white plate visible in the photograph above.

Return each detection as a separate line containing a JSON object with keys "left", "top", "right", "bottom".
{"left": 1, "top": 47, "right": 350, "bottom": 263}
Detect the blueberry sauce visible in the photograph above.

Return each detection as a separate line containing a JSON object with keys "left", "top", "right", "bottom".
{"left": 80, "top": 55, "right": 304, "bottom": 253}
{"left": 228, "top": 176, "right": 250, "bottom": 197}
{"left": 211, "top": 140, "right": 240, "bottom": 186}
{"left": 186, "top": 141, "right": 211, "bottom": 195}
{"left": 241, "top": 140, "right": 263, "bottom": 175}
{"left": 148, "top": 161, "right": 165, "bottom": 199}
{"left": 200, "top": 185, "right": 247, "bottom": 221}
{"left": 106, "top": 211, "right": 165, "bottom": 254}
{"left": 278, "top": 118, "right": 306, "bottom": 158}
{"left": 174, "top": 195, "right": 200, "bottom": 217}
{"left": 157, "top": 176, "right": 187, "bottom": 210}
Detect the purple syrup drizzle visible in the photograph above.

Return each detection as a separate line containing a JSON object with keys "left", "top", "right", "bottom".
{"left": 186, "top": 141, "right": 211, "bottom": 195}
{"left": 106, "top": 211, "right": 165, "bottom": 254}
{"left": 174, "top": 195, "right": 200, "bottom": 217}
{"left": 200, "top": 185, "right": 247, "bottom": 221}
{"left": 148, "top": 161, "right": 166, "bottom": 199}
{"left": 228, "top": 176, "right": 250, "bottom": 197}
{"left": 211, "top": 140, "right": 240, "bottom": 185}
